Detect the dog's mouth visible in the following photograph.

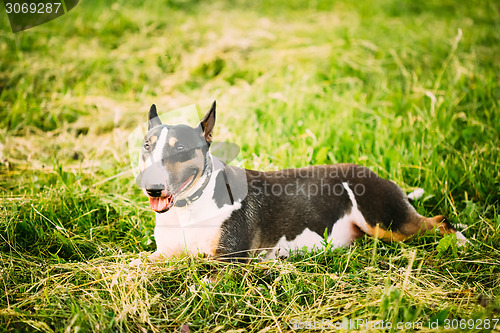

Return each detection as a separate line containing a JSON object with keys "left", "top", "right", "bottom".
{"left": 148, "top": 174, "right": 196, "bottom": 213}
{"left": 149, "top": 195, "right": 174, "bottom": 213}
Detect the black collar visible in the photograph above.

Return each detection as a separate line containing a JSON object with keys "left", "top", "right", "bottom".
{"left": 175, "top": 155, "right": 212, "bottom": 207}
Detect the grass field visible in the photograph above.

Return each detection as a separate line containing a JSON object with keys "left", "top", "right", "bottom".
{"left": 1, "top": 0, "right": 499, "bottom": 331}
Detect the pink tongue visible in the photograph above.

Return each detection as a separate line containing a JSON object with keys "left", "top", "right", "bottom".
{"left": 149, "top": 196, "right": 172, "bottom": 212}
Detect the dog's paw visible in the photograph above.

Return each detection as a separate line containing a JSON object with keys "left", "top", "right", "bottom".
{"left": 129, "top": 252, "right": 152, "bottom": 267}
{"left": 129, "top": 258, "right": 143, "bottom": 267}
{"left": 129, "top": 252, "right": 167, "bottom": 267}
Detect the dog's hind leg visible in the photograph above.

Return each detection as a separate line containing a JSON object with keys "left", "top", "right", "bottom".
{"left": 409, "top": 215, "right": 468, "bottom": 246}
{"left": 343, "top": 177, "right": 467, "bottom": 246}
{"left": 364, "top": 214, "right": 468, "bottom": 246}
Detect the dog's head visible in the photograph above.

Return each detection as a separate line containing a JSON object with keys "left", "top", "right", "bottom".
{"left": 139, "top": 102, "right": 216, "bottom": 213}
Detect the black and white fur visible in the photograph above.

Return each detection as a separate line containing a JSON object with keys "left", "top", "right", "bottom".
{"left": 135, "top": 102, "right": 466, "bottom": 262}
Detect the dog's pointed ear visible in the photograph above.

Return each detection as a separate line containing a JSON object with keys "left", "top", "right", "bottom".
{"left": 199, "top": 101, "right": 216, "bottom": 144}
{"left": 148, "top": 104, "right": 162, "bottom": 130}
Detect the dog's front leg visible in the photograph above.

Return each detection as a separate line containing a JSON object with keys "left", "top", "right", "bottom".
{"left": 129, "top": 219, "right": 185, "bottom": 266}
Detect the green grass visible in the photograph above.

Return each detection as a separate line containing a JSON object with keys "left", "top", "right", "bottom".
{"left": 1, "top": 0, "right": 499, "bottom": 331}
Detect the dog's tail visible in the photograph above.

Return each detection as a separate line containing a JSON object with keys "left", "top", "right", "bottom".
{"left": 407, "top": 188, "right": 425, "bottom": 201}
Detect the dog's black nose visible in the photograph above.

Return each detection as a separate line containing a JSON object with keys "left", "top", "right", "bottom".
{"left": 146, "top": 184, "right": 164, "bottom": 197}
{"left": 146, "top": 189, "right": 163, "bottom": 197}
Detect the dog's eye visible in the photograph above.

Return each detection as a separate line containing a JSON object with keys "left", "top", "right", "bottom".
{"left": 176, "top": 144, "right": 186, "bottom": 151}
{"left": 143, "top": 142, "right": 151, "bottom": 150}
